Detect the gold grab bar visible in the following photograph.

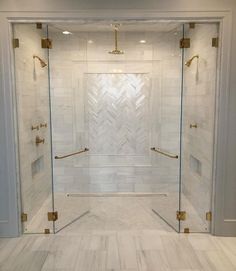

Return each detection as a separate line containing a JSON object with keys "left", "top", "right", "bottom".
{"left": 150, "top": 147, "right": 178, "bottom": 159}
{"left": 55, "top": 148, "right": 89, "bottom": 160}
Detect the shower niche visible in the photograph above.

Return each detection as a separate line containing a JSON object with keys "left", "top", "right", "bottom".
{"left": 13, "top": 21, "right": 218, "bottom": 234}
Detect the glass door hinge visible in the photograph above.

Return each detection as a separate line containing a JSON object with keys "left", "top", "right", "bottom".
{"left": 184, "top": 228, "right": 190, "bottom": 233}
{"left": 212, "top": 38, "right": 219, "bottom": 48}
{"left": 180, "top": 38, "right": 190, "bottom": 48}
{"left": 44, "top": 229, "right": 50, "bottom": 234}
{"left": 189, "top": 22, "right": 195, "bottom": 29}
{"left": 176, "top": 211, "right": 186, "bottom": 221}
{"left": 41, "top": 38, "right": 52, "bottom": 49}
{"left": 48, "top": 211, "right": 58, "bottom": 221}
{"left": 21, "top": 213, "right": 27, "bottom": 222}
{"left": 13, "top": 38, "right": 19, "bottom": 48}
{"left": 206, "top": 211, "right": 212, "bottom": 221}
{"left": 36, "top": 23, "right": 42, "bottom": 29}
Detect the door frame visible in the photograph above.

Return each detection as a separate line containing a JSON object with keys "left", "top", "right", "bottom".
{"left": 0, "top": 10, "right": 232, "bottom": 236}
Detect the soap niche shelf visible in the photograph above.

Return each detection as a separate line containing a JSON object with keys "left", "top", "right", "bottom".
{"left": 190, "top": 155, "right": 202, "bottom": 176}
{"left": 31, "top": 156, "right": 44, "bottom": 178}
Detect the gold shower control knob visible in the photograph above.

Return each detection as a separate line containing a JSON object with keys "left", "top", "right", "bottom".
{"left": 31, "top": 125, "right": 39, "bottom": 131}
{"left": 35, "top": 136, "right": 45, "bottom": 145}
{"left": 190, "top": 124, "right": 198, "bottom": 128}
{"left": 40, "top": 123, "right": 47, "bottom": 128}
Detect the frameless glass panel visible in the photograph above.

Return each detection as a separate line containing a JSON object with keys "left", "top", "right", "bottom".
{"left": 180, "top": 23, "right": 219, "bottom": 233}
{"left": 151, "top": 25, "right": 184, "bottom": 232}
{"left": 47, "top": 25, "right": 90, "bottom": 232}
{"left": 13, "top": 23, "right": 54, "bottom": 233}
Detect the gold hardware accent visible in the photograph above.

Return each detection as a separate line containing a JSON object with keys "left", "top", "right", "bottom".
{"left": 48, "top": 211, "right": 58, "bottom": 221}
{"left": 176, "top": 211, "right": 186, "bottom": 221}
{"left": 13, "top": 38, "right": 19, "bottom": 48}
{"left": 190, "top": 123, "right": 198, "bottom": 128}
{"left": 41, "top": 38, "right": 52, "bottom": 49}
{"left": 184, "top": 228, "right": 190, "bottom": 233}
{"left": 185, "top": 55, "right": 199, "bottom": 67}
{"left": 55, "top": 147, "right": 89, "bottom": 160}
{"left": 33, "top": 55, "right": 47, "bottom": 68}
{"left": 21, "top": 213, "right": 27, "bottom": 222}
{"left": 212, "top": 37, "right": 219, "bottom": 48}
{"left": 31, "top": 125, "right": 39, "bottom": 131}
{"left": 180, "top": 38, "right": 190, "bottom": 48}
{"left": 36, "top": 23, "right": 42, "bottom": 29}
{"left": 35, "top": 136, "right": 45, "bottom": 145}
{"left": 206, "top": 211, "right": 212, "bottom": 221}
{"left": 44, "top": 229, "right": 50, "bottom": 234}
{"left": 40, "top": 123, "right": 47, "bottom": 128}
{"left": 189, "top": 23, "right": 195, "bottom": 29}
{"left": 109, "top": 24, "right": 124, "bottom": 55}
{"left": 150, "top": 147, "right": 178, "bottom": 159}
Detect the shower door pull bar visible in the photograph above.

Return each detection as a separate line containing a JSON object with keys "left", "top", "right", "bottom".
{"left": 55, "top": 148, "right": 89, "bottom": 160}
{"left": 150, "top": 147, "right": 178, "bottom": 159}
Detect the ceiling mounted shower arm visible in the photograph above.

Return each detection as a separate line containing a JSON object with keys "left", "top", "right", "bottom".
{"left": 109, "top": 24, "right": 124, "bottom": 55}
{"left": 114, "top": 28, "right": 118, "bottom": 51}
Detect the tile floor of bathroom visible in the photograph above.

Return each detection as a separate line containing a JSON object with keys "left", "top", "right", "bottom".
{"left": 1, "top": 226, "right": 236, "bottom": 270}
{"left": 1, "top": 197, "right": 236, "bottom": 271}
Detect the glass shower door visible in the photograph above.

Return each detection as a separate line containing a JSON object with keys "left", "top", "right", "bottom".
{"left": 47, "top": 25, "right": 90, "bottom": 232}
{"left": 151, "top": 25, "right": 184, "bottom": 232}
{"left": 13, "top": 23, "right": 54, "bottom": 234}
{"left": 180, "top": 23, "right": 218, "bottom": 233}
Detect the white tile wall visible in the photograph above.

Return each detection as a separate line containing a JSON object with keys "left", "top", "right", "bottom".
{"left": 49, "top": 28, "right": 183, "bottom": 194}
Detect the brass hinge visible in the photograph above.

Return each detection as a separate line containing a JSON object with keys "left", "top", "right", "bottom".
{"left": 206, "top": 211, "right": 212, "bottom": 221}
{"left": 41, "top": 38, "right": 52, "bottom": 49}
{"left": 176, "top": 211, "right": 186, "bottom": 221}
{"left": 212, "top": 37, "right": 219, "bottom": 48}
{"left": 13, "top": 38, "right": 19, "bottom": 48}
{"left": 48, "top": 211, "right": 58, "bottom": 221}
{"left": 189, "top": 22, "right": 195, "bottom": 29}
{"left": 21, "top": 213, "right": 27, "bottom": 222}
{"left": 184, "top": 228, "right": 190, "bottom": 233}
{"left": 36, "top": 23, "right": 42, "bottom": 29}
{"left": 180, "top": 38, "right": 190, "bottom": 48}
{"left": 44, "top": 229, "right": 50, "bottom": 234}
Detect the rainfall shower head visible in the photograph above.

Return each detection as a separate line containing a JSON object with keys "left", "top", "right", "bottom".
{"left": 33, "top": 55, "right": 47, "bottom": 68}
{"left": 109, "top": 24, "right": 124, "bottom": 55}
{"left": 185, "top": 55, "right": 199, "bottom": 67}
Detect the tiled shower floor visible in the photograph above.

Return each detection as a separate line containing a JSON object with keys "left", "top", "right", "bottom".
{"left": 25, "top": 193, "right": 207, "bottom": 234}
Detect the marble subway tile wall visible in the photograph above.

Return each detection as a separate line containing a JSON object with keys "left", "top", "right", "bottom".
{"left": 49, "top": 28, "right": 183, "bottom": 194}
{"left": 181, "top": 24, "right": 218, "bottom": 231}
{"left": 14, "top": 24, "right": 53, "bottom": 231}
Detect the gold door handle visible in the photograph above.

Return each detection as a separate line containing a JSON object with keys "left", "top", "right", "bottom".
{"left": 190, "top": 124, "right": 198, "bottom": 128}
{"left": 55, "top": 148, "right": 89, "bottom": 159}
{"left": 150, "top": 147, "right": 178, "bottom": 159}
{"left": 35, "top": 136, "right": 45, "bottom": 145}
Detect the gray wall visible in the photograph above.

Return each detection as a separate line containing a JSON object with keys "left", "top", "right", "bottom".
{"left": 0, "top": 0, "right": 235, "bottom": 236}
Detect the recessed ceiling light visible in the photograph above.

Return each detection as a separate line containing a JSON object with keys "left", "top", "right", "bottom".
{"left": 139, "top": 40, "right": 146, "bottom": 44}
{"left": 88, "top": 40, "right": 94, "bottom": 44}
{"left": 62, "top": 31, "right": 72, "bottom": 35}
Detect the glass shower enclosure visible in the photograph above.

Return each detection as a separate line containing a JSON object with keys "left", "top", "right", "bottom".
{"left": 13, "top": 21, "right": 218, "bottom": 234}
